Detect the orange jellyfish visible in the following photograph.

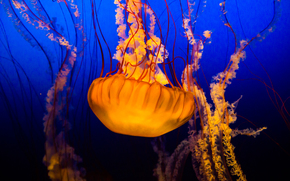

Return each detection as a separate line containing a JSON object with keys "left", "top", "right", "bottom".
{"left": 87, "top": 0, "right": 196, "bottom": 137}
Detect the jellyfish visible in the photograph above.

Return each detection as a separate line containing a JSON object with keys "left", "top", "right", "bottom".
{"left": 0, "top": 0, "right": 290, "bottom": 181}
{"left": 87, "top": 0, "right": 196, "bottom": 137}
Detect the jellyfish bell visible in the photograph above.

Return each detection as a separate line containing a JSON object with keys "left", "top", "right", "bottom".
{"left": 87, "top": 73, "right": 195, "bottom": 137}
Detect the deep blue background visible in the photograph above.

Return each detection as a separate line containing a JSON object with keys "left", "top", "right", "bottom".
{"left": 0, "top": 0, "right": 290, "bottom": 180}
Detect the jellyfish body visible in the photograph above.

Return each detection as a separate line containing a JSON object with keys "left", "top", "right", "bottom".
{"left": 88, "top": 74, "right": 195, "bottom": 137}
{"left": 86, "top": 0, "right": 196, "bottom": 137}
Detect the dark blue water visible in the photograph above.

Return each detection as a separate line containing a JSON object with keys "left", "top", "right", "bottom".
{"left": 0, "top": 0, "right": 290, "bottom": 180}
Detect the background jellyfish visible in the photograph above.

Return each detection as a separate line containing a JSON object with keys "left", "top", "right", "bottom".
{"left": 0, "top": 0, "right": 290, "bottom": 181}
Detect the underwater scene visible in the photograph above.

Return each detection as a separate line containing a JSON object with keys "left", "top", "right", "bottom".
{"left": 0, "top": 0, "right": 290, "bottom": 180}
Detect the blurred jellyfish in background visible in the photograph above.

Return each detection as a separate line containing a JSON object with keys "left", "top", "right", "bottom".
{"left": 0, "top": 0, "right": 289, "bottom": 181}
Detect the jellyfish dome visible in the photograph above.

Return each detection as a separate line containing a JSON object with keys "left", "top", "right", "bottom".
{"left": 88, "top": 74, "right": 195, "bottom": 137}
